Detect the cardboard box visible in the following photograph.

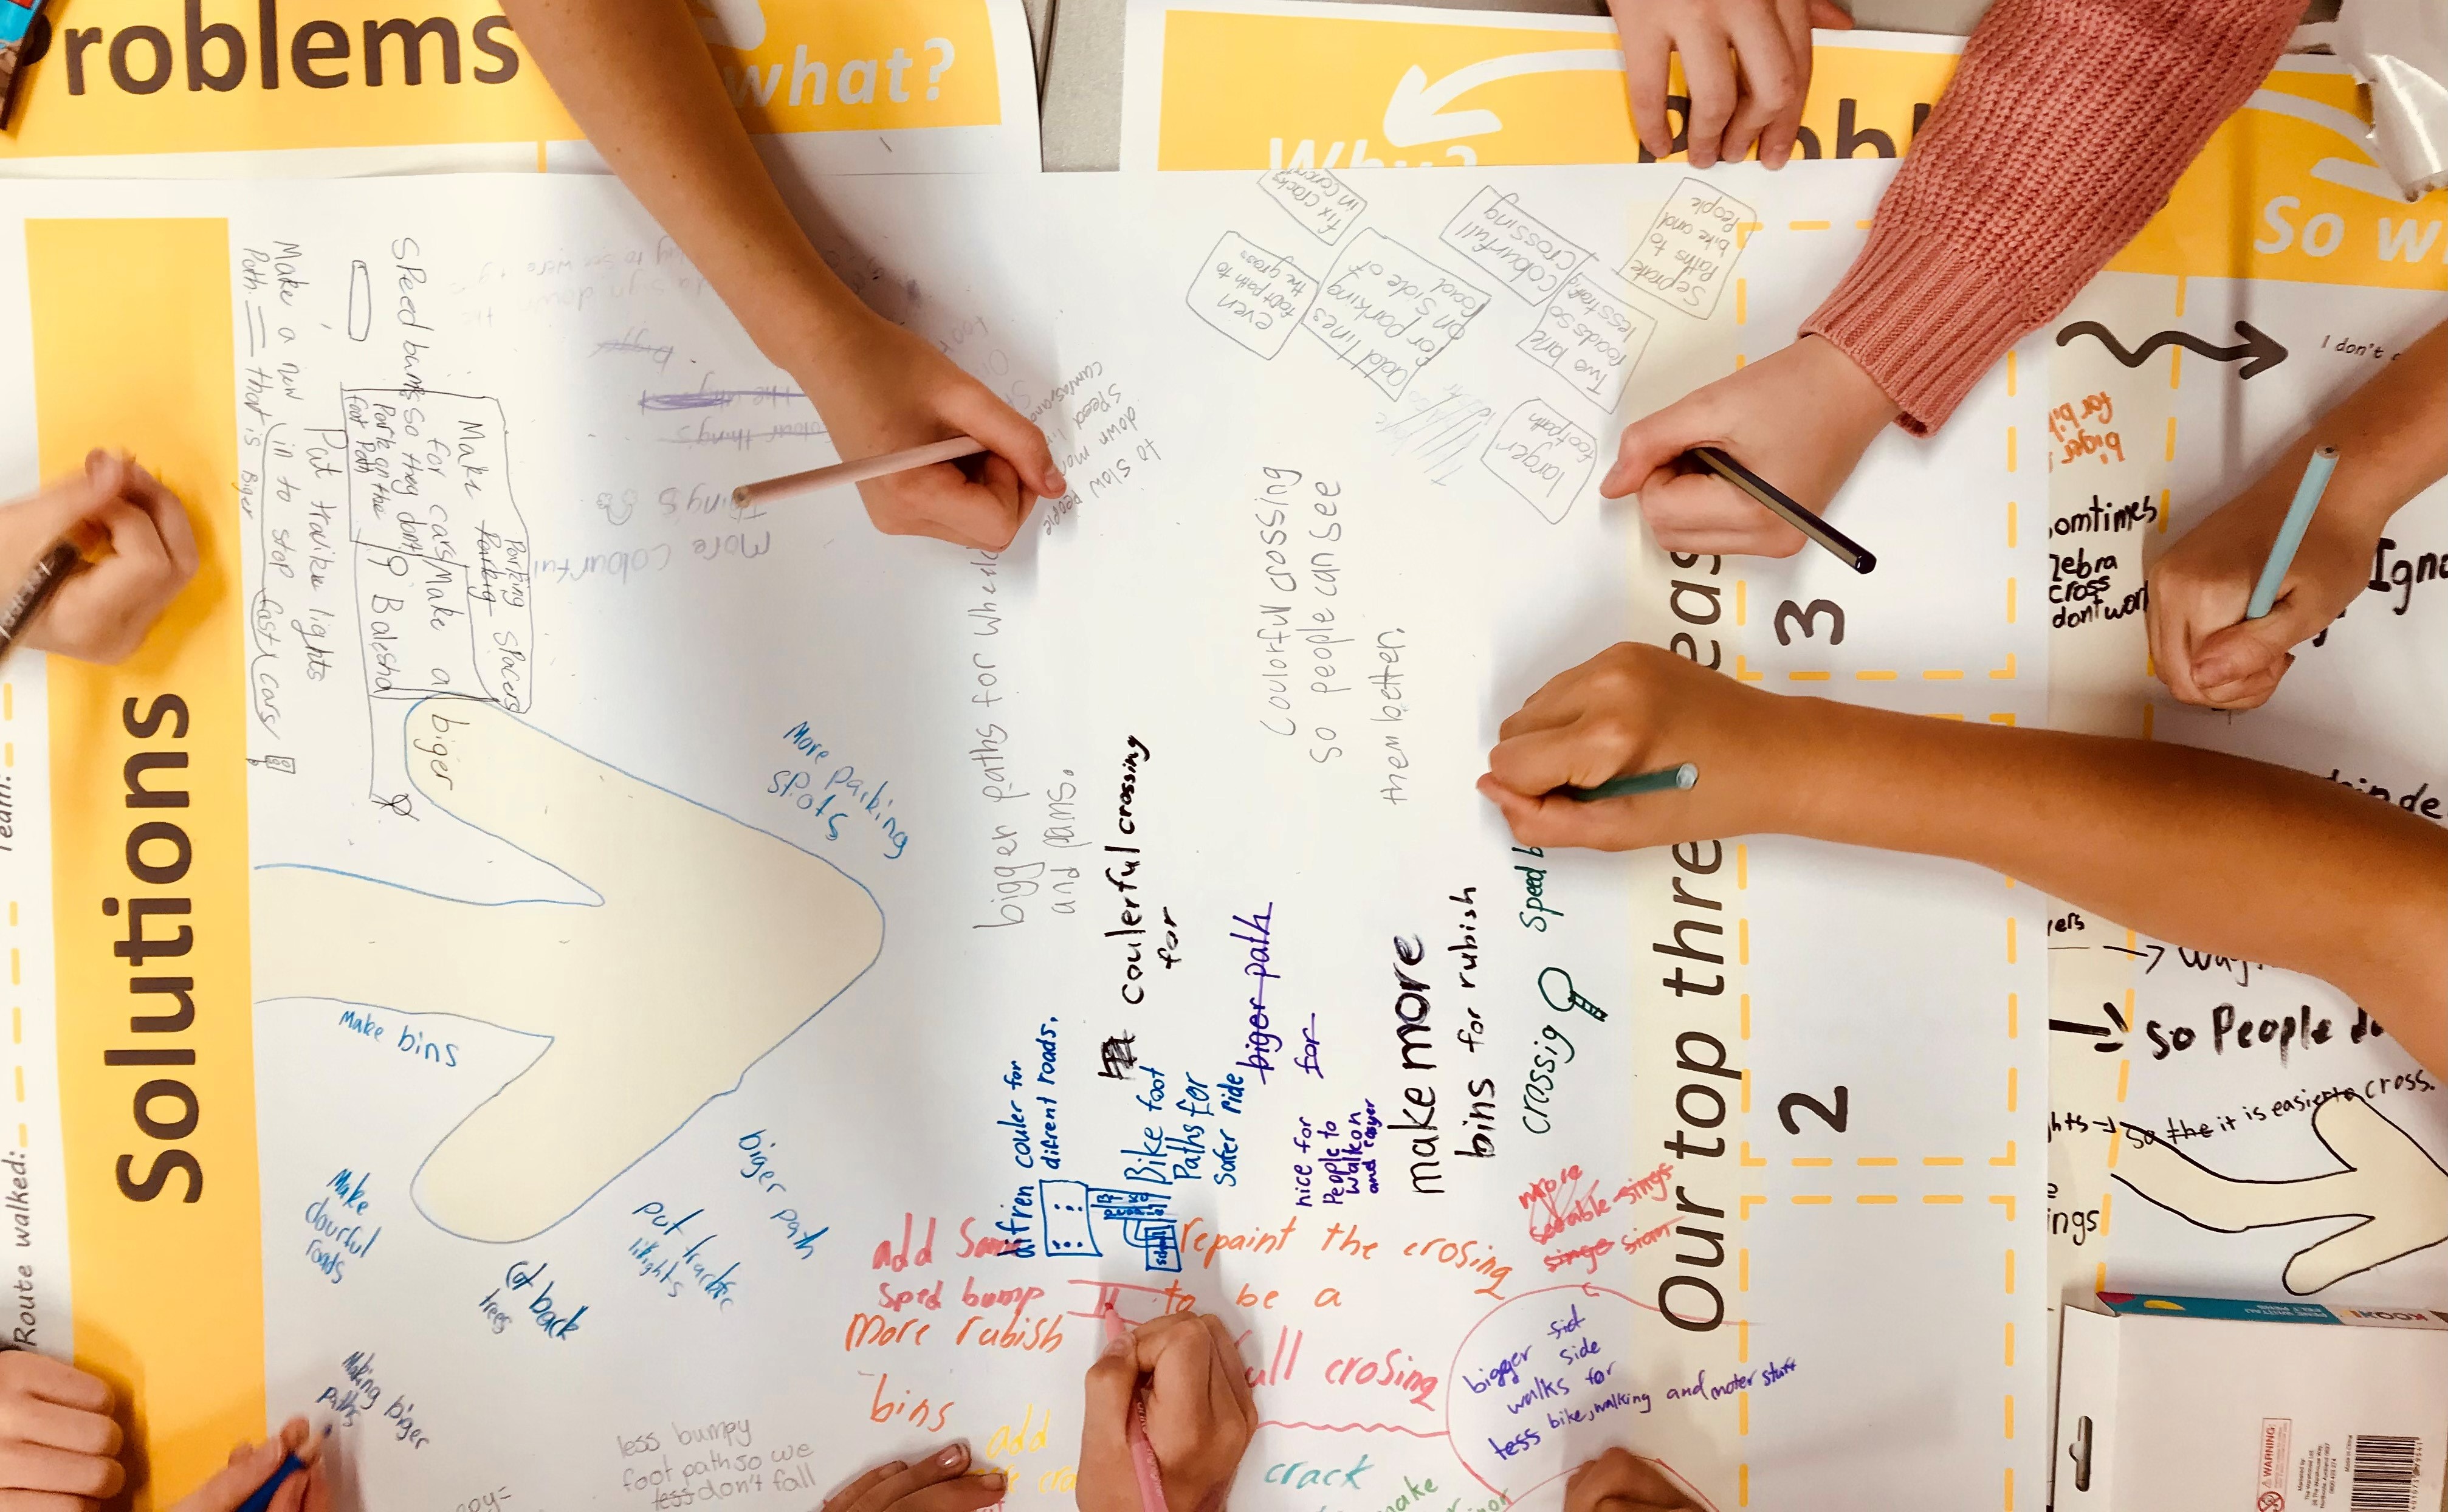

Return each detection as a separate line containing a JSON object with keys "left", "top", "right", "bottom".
{"left": 2055, "top": 1292, "right": 2448, "bottom": 1511}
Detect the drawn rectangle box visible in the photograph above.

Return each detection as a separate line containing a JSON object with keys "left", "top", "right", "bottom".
{"left": 1622, "top": 176, "right": 1754, "bottom": 320}
{"left": 1304, "top": 229, "right": 1491, "bottom": 400}
{"left": 1186, "top": 231, "right": 1321, "bottom": 359}
{"left": 342, "top": 388, "right": 534, "bottom": 711}
{"left": 1482, "top": 399, "right": 1600, "bottom": 523}
{"left": 1519, "top": 264, "right": 1655, "bottom": 413}
{"left": 1257, "top": 167, "right": 1366, "bottom": 245}
{"left": 1438, "top": 186, "right": 1590, "bottom": 304}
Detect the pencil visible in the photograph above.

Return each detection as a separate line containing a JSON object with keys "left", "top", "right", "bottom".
{"left": 2244, "top": 445, "right": 2339, "bottom": 620}
{"left": 1558, "top": 762, "right": 1699, "bottom": 802}
{"left": 1099, "top": 1304, "right": 1170, "bottom": 1512}
{"left": 1688, "top": 447, "right": 1877, "bottom": 575}
{"left": 0, "top": 540, "right": 85, "bottom": 664}
{"left": 731, "top": 436, "right": 988, "bottom": 509}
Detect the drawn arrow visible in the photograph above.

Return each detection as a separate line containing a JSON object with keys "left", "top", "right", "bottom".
{"left": 1382, "top": 50, "right": 1627, "bottom": 148}
{"left": 2112, "top": 1093, "right": 2448, "bottom": 1294}
{"left": 2055, "top": 319, "right": 2289, "bottom": 379}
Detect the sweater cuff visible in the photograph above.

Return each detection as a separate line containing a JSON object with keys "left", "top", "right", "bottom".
{"left": 1800, "top": 231, "right": 2030, "bottom": 437}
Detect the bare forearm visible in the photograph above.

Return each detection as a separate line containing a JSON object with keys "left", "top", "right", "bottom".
{"left": 1787, "top": 702, "right": 2448, "bottom": 1073}
{"left": 499, "top": 0, "right": 862, "bottom": 373}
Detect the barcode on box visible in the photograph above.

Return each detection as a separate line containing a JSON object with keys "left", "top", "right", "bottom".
{"left": 2348, "top": 1432, "right": 2419, "bottom": 1511}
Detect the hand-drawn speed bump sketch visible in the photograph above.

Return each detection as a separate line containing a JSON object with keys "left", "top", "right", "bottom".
{"left": 255, "top": 698, "right": 885, "bottom": 1243}
{"left": 2113, "top": 1093, "right": 2448, "bottom": 1294}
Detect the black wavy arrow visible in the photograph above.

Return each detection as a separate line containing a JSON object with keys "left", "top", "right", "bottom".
{"left": 2055, "top": 319, "right": 2288, "bottom": 378}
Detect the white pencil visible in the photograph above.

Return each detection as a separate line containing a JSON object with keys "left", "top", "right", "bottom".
{"left": 731, "top": 435, "right": 988, "bottom": 509}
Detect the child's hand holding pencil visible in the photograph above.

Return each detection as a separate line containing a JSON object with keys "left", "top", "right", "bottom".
{"left": 0, "top": 449, "right": 198, "bottom": 665}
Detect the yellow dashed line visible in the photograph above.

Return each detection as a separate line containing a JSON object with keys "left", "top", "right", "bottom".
{"left": 1787, "top": 219, "right": 1831, "bottom": 231}
{"left": 1990, "top": 1195, "right": 2017, "bottom": 1221}
{"left": 1739, "top": 918, "right": 1749, "bottom": 964}
{"left": 1792, "top": 1156, "right": 1832, "bottom": 1167}
{"left": 2164, "top": 416, "right": 2178, "bottom": 461}
{"left": 2006, "top": 351, "right": 2017, "bottom": 397}
{"left": 1739, "top": 1391, "right": 1749, "bottom": 1434}
{"left": 2006, "top": 916, "right": 2017, "bottom": 964}
{"left": 1736, "top": 579, "right": 1747, "bottom": 625}
{"left": 2004, "top": 1396, "right": 2016, "bottom": 1438}
{"left": 1740, "top": 1067, "right": 1752, "bottom": 1113}
{"left": 1736, "top": 221, "right": 1763, "bottom": 246}
{"left": 2095, "top": 1260, "right": 2108, "bottom": 1295}
{"left": 1857, "top": 1156, "right": 1897, "bottom": 1167}
{"left": 1736, "top": 844, "right": 1748, "bottom": 889}
{"left": 1924, "top": 668, "right": 1964, "bottom": 681}
{"left": 1792, "top": 1195, "right": 1831, "bottom": 1205}
{"left": 1738, "top": 1248, "right": 1749, "bottom": 1293}
{"left": 2116, "top": 1053, "right": 2130, "bottom": 1104}
{"left": 2006, "top": 1068, "right": 2018, "bottom": 1113}
{"left": 1740, "top": 1194, "right": 1766, "bottom": 1218}
{"left": 1856, "top": 669, "right": 1897, "bottom": 681}
{"left": 2099, "top": 1189, "right": 2114, "bottom": 1236}
{"left": 2006, "top": 578, "right": 2017, "bottom": 622}
{"left": 1739, "top": 1466, "right": 1750, "bottom": 1508}
{"left": 2168, "top": 346, "right": 2182, "bottom": 390}
{"left": 1925, "top": 1156, "right": 1964, "bottom": 1167}
{"left": 1991, "top": 1141, "right": 2018, "bottom": 1167}
{"left": 1924, "top": 1193, "right": 1964, "bottom": 1204}
{"left": 1857, "top": 1194, "right": 1896, "bottom": 1205}
{"left": 1741, "top": 1141, "right": 1766, "bottom": 1167}
{"left": 1989, "top": 712, "right": 2016, "bottom": 726}
{"left": 2004, "top": 1249, "right": 2016, "bottom": 1293}
{"left": 1735, "top": 280, "right": 1747, "bottom": 325}
{"left": 2005, "top": 499, "right": 2016, "bottom": 547}
{"left": 2003, "top": 1322, "right": 2016, "bottom": 1366}
{"left": 2006, "top": 994, "right": 2018, "bottom": 1038}
{"left": 2173, "top": 273, "right": 2187, "bottom": 318}
{"left": 1990, "top": 654, "right": 2017, "bottom": 680}
{"left": 2158, "top": 486, "right": 2170, "bottom": 533}
{"left": 1739, "top": 992, "right": 1750, "bottom": 1039}
{"left": 1788, "top": 670, "right": 1831, "bottom": 682}
{"left": 1736, "top": 655, "right": 1764, "bottom": 683}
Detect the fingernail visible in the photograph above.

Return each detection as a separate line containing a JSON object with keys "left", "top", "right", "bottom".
{"left": 1769, "top": 143, "right": 1792, "bottom": 170}
{"left": 981, "top": 1472, "right": 1008, "bottom": 1491}
{"left": 1045, "top": 469, "right": 1068, "bottom": 495}
{"left": 1103, "top": 1331, "right": 1132, "bottom": 1358}
{"left": 937, "top": 1444, "right": 968, "bottom": 1469}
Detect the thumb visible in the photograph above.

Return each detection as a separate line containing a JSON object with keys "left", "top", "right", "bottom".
{"left": 1604, "top": 400, "right": 1708, "bottom": 498}
{"left": 1807, "top": 0, "right": 1854, "bottom": 29}
{"left": 173, "top": 1436, "right": 291, "bottom": 1512}
{"left": 1079, "top": 1333, "right": 1144, "bottom": 1471}
{"left": 2190, "top": 600, "right": 2321, "bottom": 690}
{"left": 943, "top": 385, "right": 1065, "bottom": 501}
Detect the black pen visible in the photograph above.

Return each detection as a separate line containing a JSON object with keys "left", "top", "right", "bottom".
{"left": 0, "top": 540, "right": 85, "bottom": 664}
{"left": 1688, "top": 446, "right": 1877, "bottom": 574}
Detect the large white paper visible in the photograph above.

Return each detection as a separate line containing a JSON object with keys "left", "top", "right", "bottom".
{"left": 0, "top": 163, "right": 2044, "bottom": 1512}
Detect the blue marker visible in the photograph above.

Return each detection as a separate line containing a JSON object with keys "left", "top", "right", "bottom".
{"left": 2245, "top": 446, "right": 2340, "bottom": 620}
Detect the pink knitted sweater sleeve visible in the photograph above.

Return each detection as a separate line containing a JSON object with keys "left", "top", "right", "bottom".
{"left": 1800, "top": 0, "right": 2302, "bottom": 435}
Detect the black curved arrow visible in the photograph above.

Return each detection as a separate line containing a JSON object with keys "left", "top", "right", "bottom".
{"left": 2055, "top": 319, "right": 2288, "bottom": 379}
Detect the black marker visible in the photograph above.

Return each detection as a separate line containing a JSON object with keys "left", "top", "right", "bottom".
{"left": 0, "top": 540, "right": 84, "bottom": 665}
{"left": 1688, "top": 446, "right": 1876, "bottom": 574}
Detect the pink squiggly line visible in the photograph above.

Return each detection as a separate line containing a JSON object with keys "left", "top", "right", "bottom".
{"left": 1259, "top": 1420, "right": 1449, "bottom": 1439}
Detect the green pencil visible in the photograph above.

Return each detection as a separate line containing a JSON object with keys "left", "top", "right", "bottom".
{"left": 1558, "top": 762, "right": 1699, "bottom": 803}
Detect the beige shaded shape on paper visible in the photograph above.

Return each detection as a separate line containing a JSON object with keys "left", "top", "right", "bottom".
{"left": 2114, "top": 1093, "right": 2448, "bottom": 1294}
{"left": 256, "top": 699, "right": 884, "bottom": 1242}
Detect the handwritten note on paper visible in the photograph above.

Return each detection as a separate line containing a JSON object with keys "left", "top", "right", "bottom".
{"left": 1518, "top": 266, "right": 1654, "bottom": 413}
{"left": 1257, "top": 167, "right": 1367, "bottom": 245}
{"left": 1304, "top": 230, "right": 1491, "bottom": 399}
{"left": 344, "top": 389, "right": 534, "bottom": 713}
{"left": 1438, "top": 187, "right": 1592, "bottom": 304}
{"left": 1482, "top": 399, "right": 1600, "bottom": 523}
{"left": 1185, "top": 232, "right": 1321, "bottom": 359}
{"left": 1622, "top": 177, "right": 1752, "bottom": 320}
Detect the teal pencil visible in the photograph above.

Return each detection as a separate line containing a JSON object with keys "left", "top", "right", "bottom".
{"left": 2245, "top": 446, "right": 2339, "bottom": 620}
{"left": 1558, "top": 762, "right": 1698, "bottom": 803}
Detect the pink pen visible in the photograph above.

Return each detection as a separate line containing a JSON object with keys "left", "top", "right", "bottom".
{"left": 1100, "top": 1304, "right": 1171, "bottom": 1512}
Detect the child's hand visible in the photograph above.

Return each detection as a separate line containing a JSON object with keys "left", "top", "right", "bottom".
{"left": 0, "top": 450, "right": 199, "bottom": 664}
{"left": 1604, "top": 336, "right": 1897, "bottom": 557}
{"left": 1564, "top": 1448, "right": 1705, "bottom": 1512}
{"left": 821, "top": 1442, "right": 1005, "bottom": 1512}
{"left": 794, "top": 310, "right": 1065, "bottom": 553}
{"left": 2148, "top": 455, "right": 2379, "bottom": 710}
{"left": 0, "top": 1352, "right": 124, "bottom": 1511}
{"left": 1079, "top": 1312, "right": 1257, "bottom": 1512}
{"left": 170, "top": 1417, "right": 328, "bottom": 1512}
{"left": 1477, "top": 641, "right": 1814, "bottom": 851}
{"left": 1607, "top": 0, "right": 1854, "bottom": 169}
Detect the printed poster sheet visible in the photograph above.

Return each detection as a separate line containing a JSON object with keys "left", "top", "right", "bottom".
{"left": 0, "top": 162, "right": 2043, "bottom": 1512}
